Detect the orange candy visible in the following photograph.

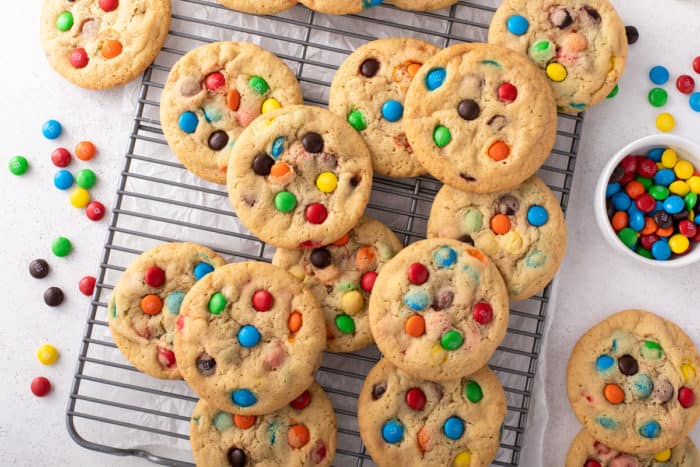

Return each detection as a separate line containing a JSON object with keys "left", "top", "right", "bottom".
{"left": 140, "top": 294, "right": 163, "bottom": 315}
{"left": 234, "top": 414, "right": 256, "bottom": 429}
{"left": 656, "top": 226, "right": 674, "bottom": 237}
{"left": 467, "top": 248, "right": 488, "bottom": 264}
{"left": 355, "top": 246, "right": 377, "bottom": 270}
{"left": 332, "top": 233, "right": 350, "bottom": 246}
{"left": 625, "top": 180, "right": 645, "bottom": 199}
{"left": 270, "top": 162, "right": 291, "bottom": 177}
{"left": 407, "top": 62, "right": 422, "bottom": 77}
{"left": 75, "top": 141, "right": 96, "bottom": 161}
{"left": 490, "top": 214, "right": 511, "bottom": 235}
{"left": 604, "top": 383, "right": 625, "bottom": 404}
{"left": 102, "top": 40, "right": 123, "bottom": 59}
{"left": 488, "top": 140, "right": 510, "bottom": 161}
{"left": 287, "top": 424, "right": 310, "bottom": 449}
{"left": 641, "top": 217, "right": 658, "bottom": 235}
{"left": 288, "top": 310, "right": 302, "bottom": 333}
{"left": 227, "top": 89, "right": 241, "bottom": 111}
{"left": 611, "top": 211, "right": 628, "bottom": 231}
{"left": 417, "top": 426, "right": 431, "bottom": 453}
{"left": 405, "top": 314, "right": 426, "bottom": 337}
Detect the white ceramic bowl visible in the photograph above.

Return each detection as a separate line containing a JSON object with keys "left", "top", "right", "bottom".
{"left": 594, "top": 134, "right": 700, "bottom": 268}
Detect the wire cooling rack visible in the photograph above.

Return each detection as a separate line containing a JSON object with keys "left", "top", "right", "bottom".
{"left": 66, "top": 1, "right": 584, "bottom": 465}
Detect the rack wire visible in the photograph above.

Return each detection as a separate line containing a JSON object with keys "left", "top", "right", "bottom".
{"left": 66, "top": 0, "right": 584, "bottom": 465}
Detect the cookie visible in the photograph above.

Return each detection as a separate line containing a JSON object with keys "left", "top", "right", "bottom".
{"left": 358, "top": 359, "right": 506, "bottom": 467}
{"left": 107, "top": 242, "right": 226, "bottom": 379}
{"left": 329, "top": 38, "right": 440, "bottom": 178}
{"left": 368, "top": 238, "right": 509, "bottom": 381}
{"left": 227, "top": 105, "right": 373, "bottom": 250}
{"left": 427, "top": 176, "right": 567, "bottom": 301}
{"left": 567, "top": 310, "right": 700, "bottom": 455}
{"left": 160, "top": 42, "right": 303, "bottom": 184}
{"left": 565, "top": 429, "right": 699, "bottom": 467}
{"left": 190, "top": 382, "right": 336, "bottom": 467}
{"left": 487, "top": 0, "right": 627, "bottom": 113}
{"left": 40, "top": 0, "right": 170, "bottom": 90}
{"left": 173, "top": 262, "right": 326, "bottom": 415}
{"left": 299, "top": 0, "right": 384, "bottom": 14}
{"left": 272, "top": 216, "right": 403, "bottom": 352}
{"left": 403, "top": 42, "right": 558, "bottom": 193}
{"left": 217, "top": 0, "right": 297, "bottom": 14}
{"left": 386, "top": 0, "right": 458, "bottom": 11}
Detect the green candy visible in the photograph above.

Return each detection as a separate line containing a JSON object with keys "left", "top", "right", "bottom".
{"left": 461, "top": 208, "right": 483, "bottom": 233}
{"left": 248, "top": 76, "right": 269, "bottom": 95}
{"left": 685, "top": 192, "right": 698, "bottom": 210}
{"left": 649, "top": 185, "right": 670, "bottom": 200}
{"left": 648, "top": 88, "right": 668, "bottom": 107}
{"left": 8, "top": 155, "right": 28, "bottom": 175}
{"left": 75, "top": 169, "right": 96, "bottom": 189}
{"left": 528, "top": 40, "right": 555, "bottom": 67}
{"left": 274, "top": 191, "right": 297, "bottom": 212}
{"left": 635, "top": 176, "right": 652, "bottom": 190}
{"left": 56, "top": 11, "right": 74, "bottom": 31}
{"left": 465, "top": 380, "right": 483, "bottom": 403}
{"left": 637, "top": 247, "right": 653, "bottom": 259}
{"left": 440, "top": 329, "right": 463, "bottom": 350}
{"left": 338, "top": 282, "right": 359, "bottom": 293}
{"left": 433, "top": 125, "right": 451, "bottom": 148}
{"left": 617, "top": 228, "right": 638, "bottom": 249}
{"left": 347, "top": 109, "right": 367, "bottom": 131}
{"left": 335, "top": 314, "right": 355, "bottom": 334}
{"left": 208, "top": 292, "right": 226, "bottom": 315}
{"left": 606, "top": 84, "right": 619, "bottom": 99}
{"left": 51, "top": 236, "right": 72, "bottom": 257}
{"left": 213, "top": 412, "right": 233, "bottom": 431}
{"left": 641, "top": 340, "right": 663, "bottom": 360}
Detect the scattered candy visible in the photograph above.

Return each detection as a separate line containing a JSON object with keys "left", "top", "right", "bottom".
{"left": 694, "top": 57, "right": 700, "bottom": 74}
{"left": 74, "top": 141, "right": 96, "bottom": 161}
{"left": 29, "top": 259, "right": 50, "bottom": 279}
{"left": 37, "top": 344, "right": 59, "bottom": 365}
{"left": 677, "top": 75, "right": 695, "bottom": 94}
{"left": 625, "top": 26, "right": 639, "bottom": 45}
{"left": 51, "top": 236, "right": 72, "bottom": 257}
{"left": 85, "top": 201, "right": 106, "bottom": 221}
{"left": 75, "top": 168, "right": 96, "bottom": 189}
{"left": 690, "top": 92, "right": 700, "bottom": 112}
{"left": 656, "top": 113, "right": 675, "bottom": 132}
{"left": 79, "top": 276, "right": 96, "bottom": 296}
{"left": 54, "top": 169, "right": 74, "bottom": 190}
{"left": 44, "top": 286, "right": 64, "bottom": 307}
{"left": 31, "top": 376, "right": 52, "bottom": 397}
{"left": 606, "top": 84, "right": 619, "bottom": 99}
{"left": 647, "top": 88, "right": 667, "bottom": 107}
{"left": 51, "top": 148, "right": 72, "bottom": 167}
{"left": 649, "top": 66, "right": 669, "bottom": 85}
{"left": 42, "top": 120, "right": 62, "bottom": 140}
{"left": 9, "top": 155, "right": 29, "bottom": 175}
{"left": 70, "top": 188, "right": 91, "bottom": 208}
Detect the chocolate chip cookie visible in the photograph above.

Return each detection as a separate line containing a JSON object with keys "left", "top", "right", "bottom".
{"left": 299, "top": 0, "right": 384, "bottom": 14}
{"left": 386, "top": 0, "right": 458, "bottom": 11}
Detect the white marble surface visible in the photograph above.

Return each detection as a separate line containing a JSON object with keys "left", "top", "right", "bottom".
{"left": 1, "top": 1, "right": 699, "bottom": 466}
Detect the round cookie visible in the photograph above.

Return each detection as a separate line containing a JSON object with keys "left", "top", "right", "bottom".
{"left": 173, "top": 262, "right": 326, "bottom": 415}
{"left": 272, "top": 216, "right": 403, "bottom": 352}
{"left": 329, "top": 38, "right": 440, "bottom": 178}
{"left": 567, "top": 310, "right": 700, "bottom": 455}
{"left": 299, "top": 0, "right": 384, "bottom": 14}
{"left": 487, "top": 0, "right": 628, "bottom": 113}
{"left": 160, "top": 41, "right": 303, "bottom": 184}
{"left": 566, "top": 429, "right": 699, "bottom": 467}
{"left": 427, "top": 176, "right": 567, "bottom": 301}
{"left": 217, "top": 0, "right": 297, "bottom": 14}
{"left": 40, "top": 0, "right": 170, "bottom": 90}
{"left": 107, "top": 242, "right": 226, "bottom": 379}
{"left": 387, "top": 0, "right": 458, "bottom": 11}
{"left": 358, "top": 359, "right": 507, "bottom": 467}
{"left": 191, "top": 382, "right": 336, "bottom": 467}
{"left": 368, "top": 238, "right": 509, "bottom": 381}
{"left": 403, "top": 42, "right": 557, "bottom": 193}
{"left": 227, "top": 105, "right": 373, "bottom": 250}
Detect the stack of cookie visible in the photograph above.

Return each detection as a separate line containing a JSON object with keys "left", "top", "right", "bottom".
{"left": 565, "top": 310, "right": 700, "bottom": 466}
{"left": 217, "top": 0, "right": 463, "bottom": 16}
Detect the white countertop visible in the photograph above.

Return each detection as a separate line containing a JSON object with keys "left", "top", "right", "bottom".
{"left": 2, "top": 1, "right": 699, "bottom": 466}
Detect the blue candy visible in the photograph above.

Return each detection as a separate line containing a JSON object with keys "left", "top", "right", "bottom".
{"left": 194, "top": 262, "right": 215, "bottom": 280}
{"left": 663, "top": 195, "right": 685, "bottom": 214}
{"left": 404, "top": 289, "right": 430, "bottom": 311}
{"left": 595, "top": 354, "right": 614, "bottom": 372}
{"left": 237, "top": 325, "right": 261, "bottom": 348}
{"left": 425, "top": 68, "right": 446, "bottom": 91}
{"left": 654, "top": 168, "right": 675, "bottom": 186}
{"left": 649, "top": 66, "right": 669, "bottom": 85}
{"left": 647, "top": 147, "right": 664, "bottom": 162}
{"left": 165, "top": 291, "right": 185, "bottom": 315}
{"left": 433, "top": 246, "right": 457, "bottom": 267}
{"left": 596, "top": 416, "right": 619, "bottom": 430}
{"left": 213, "top": 412, "right": 233, "bottom": 431}
{"left": 381, "top": 100, "right": 404, "bottom": 122}
{"left": 652, "top": 239, "right": 671, "bottom": 260}
{"left": 606, "top": 183, "right": 621, "bottom": 198}
{"left": 178, "top": 111, "right": 199, "bottom": 133}
{"left": 631, "top": 373, "right": 653, "bottom": 399}
{"left": 629, "top": 210, "right": 645, "bottom": 232}
{"left": 655, "top": 201, "right": 664, "bottom": 213}
{"left": 639, "top": 420, "right": 661, "bottom": 439}
{"left": 506, "top": 15, "right": 529, "bottom": 35}
{"left": 527, "top": 205, "right": 549, "bottom": 226}
{"left": 363, "top": 0, "right": 383, "bottom": 7}
{"left": 54, "top": 169, "right": 74, "bottom": 190}
{"left": 690, "top": 92, "right": 700, "bottom": 112}
{"left": 382, "top": 419, "right": 404, "bottom": 444}
{"left": 271, "top": 136, "right": 285, "bottom": 158}
{"left": 611, "top": 192, "right": 631, "bottom": 211}
{"left": 42, "top": 119, "right": 63, "bottom": 140}
{"left": 443, "top": 416, "right": 465, "bottom": 440}
{"left": 231, "top": 389, "right": 256, "bottom": 407}
{"left": 203, "top": 105, "right": 222, "bottom": 123}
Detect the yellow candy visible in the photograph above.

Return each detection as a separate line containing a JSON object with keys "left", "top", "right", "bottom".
{"left": 70, "top": 188, "right": 91, "bottom": 208}
{"left": 453, "top": 451, "right": 472, "bottom": 467}
{"left": 669, "top": 180, "right": 690, "bottom": 196}
{"left": 431, "top": 343, "right": 447, "bottom": 365}
{"left": 315, "top": 172, "right": 338, "bottom": 193}
{"left": 690, "top": 210, "right": 696, "bottom": 222}
{"left": 261, "top": 98, "right": 281, "bottom": 114}
{"left": 669, "top": 234, "right": 690, "bottom": 254}
{"left": 675, "top": 160, "right": 695, "bottom": 179}
{"left": 341, "top": 291, "right": 363, "bottom": 315}
{"left": 478, "top": 232, "right": 499, "bottom": 256}
{"left": 502, "top": 230, "right": 523, "bottom": 255}
{"left": 682, "top": 362, "right": 697, "bottom": 382}
{"left": 656, "top": 113, "right": 676, "bottom": 132}
{"left": 37, "top": 344, "right": 59, "bottom": 365}
{"left": 546, "top": 62, "right": 567, "bottom": 82}
{"left": 688, "top": 176, "right": 700, "bottom": 194}
{"left": 654, "top": 449, "right": 672, "bottom": 462}
{"left": 661, "top": 149, "right": 678, "bottom": 168}
{"left": 288, "top": 265, "right": 305, "bottom": 281}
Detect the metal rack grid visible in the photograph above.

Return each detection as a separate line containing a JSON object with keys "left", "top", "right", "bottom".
{"left": 66, "top": 0, "right": 583, "bottom": 465}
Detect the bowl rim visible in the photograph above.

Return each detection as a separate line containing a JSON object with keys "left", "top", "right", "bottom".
{"left": 594, "top": 134, "right": 700, "bottom": 268}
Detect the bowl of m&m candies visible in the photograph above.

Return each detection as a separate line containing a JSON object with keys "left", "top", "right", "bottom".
{"left": 595, "top": 135, "right": 700, "bottom": 267}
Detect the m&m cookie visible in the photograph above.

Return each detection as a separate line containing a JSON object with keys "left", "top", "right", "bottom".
{"left": 217, "top": 0, "right": 297, "bottom": 14}
{"left": 190, "top": 382, "right": 336, "bottom": 467}
{"left": 488, "top": 0, "right": 627, "bottom": 113}
{"left": 403, "top": 43, "right": 557, "bottom": 193}
{"left": 227, "top": 105, "right": 373, "bottom": 249}
{"left": 567, "top": 310, "right": 700, "bottom": 454}
{"left": 108, "top": 242, "right": 226, "bottom": 379}
{"left": 368, "top": 239, "right": 509, "bottom": 381}
{"left": 160, "top": 42, "right": 303, "bottom": 184}
{"left": 386, "top": 0, "right": 458, "bottom": 11}
{"left": 329, "top": 38, "right": 440, "bottom": 178}
{"left": 173, "top": 262, "right": 326, "bottom": 415}
{"left": 298, "top": 0, "right": 384, "bottom": 14}
{"left": 427, "top": 176, "right": 567, "bottom": 301}
{"left": 565, "top": 429, "right": 699, "bottom": 467}
{"left": 40, "top": 0, "right": 171, "bottom": 89}
{"left": 273, "top": 216, "right": 403, "bottom": 352}
{"left": 358, "top": 359, "right": 506, "bottom": 467}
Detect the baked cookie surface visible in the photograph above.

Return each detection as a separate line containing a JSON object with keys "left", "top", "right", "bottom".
{"left": 299, "top": 0, "right": 384, "bottom": 14}
{"left": 217, "top": 0, "right": 297, "bottom": 14}
{"left": 386, "top": 0, "right": 458, "bottom": 11}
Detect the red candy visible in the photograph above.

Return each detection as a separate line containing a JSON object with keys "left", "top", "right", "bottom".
{"left": 635, "top": 193, "right": 656, "bottom": 213}
{"left": 694, "top": 56, "right": 700, "bottom": 74}
{"left": 360, "top": 271, "right": 377, "bottom": 292}
{"left": 584, "top": 461, "right": 602, "bottom": 467}
{"left": 70, "top": 48, "right": 89, "bottom": 68}
{"left": 679, "top": 386, "right": 695, "bottom": 408}
{"left": 694, "top": 230, "right": 700, "bottom": 243}
{"left": 176, "top": 315, "right": 185, "bottom": 331}
{"left": 636, "top": 158, "right": 657, "bottom": 178}
{"left": 620, "top": 155, "right": 638, "bottom": 174}
{"left": 407, "top": 263, "right": 429, "bottom": 285}
{"left": 85, "top": 201, "right": 106, "bottom": 221}
{"left": 157, "top": 348, "right": 176, "bottom": 368}
{"left": 473, "top": 302, "right": 493, "bottom": 324}
{"left": 290, "top": 390, "right": 312, "bottom": 410}
{"left": 144, "top": 266, "right": 165, "bottom": 287}
{"left": 99, "top": 0, "right": 119, "bottom": 11}
{"left": 51, "top": 148, "right": 71, "bottom": 167}
{"left": 640, "top": 234, "right": 659, "bottom": 250}
{"left": 305, "top": 203, "right": 327, "bottom": 224}
{"left": 619, "top": 172, "right": 635, "bottom": 185}
{"left": 31, "top": 376, "right": 51, "bottom": 397}
{"left": 79, "top": 275, "right": 96, "bottom": 296}
{"left": 497, "top": 82, "right": 518, "bottom": 103}
{"left": 679, "top": 220, "right": 698, "bottom": 238}
{"left": 252, "top": 289, "right": 273, "bottom": 311}
{"left": 205, "top": 72, "right": 226, "bottom": 91}
{"left": 677, "top": 75, "right": 696, "bottom": 94}
{"left": 405, "top": 387, "right": 426, "bottom": 411}
{"left": 310, "top": 441, "right": 327, "bottom": 464}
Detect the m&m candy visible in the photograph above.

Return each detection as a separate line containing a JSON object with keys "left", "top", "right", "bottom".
{"left": 51, "top": 148, "right": 72, "bottom": 167}
{"left": 9, "top": 156, "right": 29, "bottom": 175}
{"left": 42, "top": 119, "right": 62, "bottom": 140}
{"left": 31, "top": 376, "right": 52, "bottom": 397}
{"left": 75, "top": 141, "right": 96, "bottom": 161}
{"left": 37, "top": 344, "right": 59, "bottom": 365}
{"left": 79, "top": 275, "right": 96, "bottom": 296}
